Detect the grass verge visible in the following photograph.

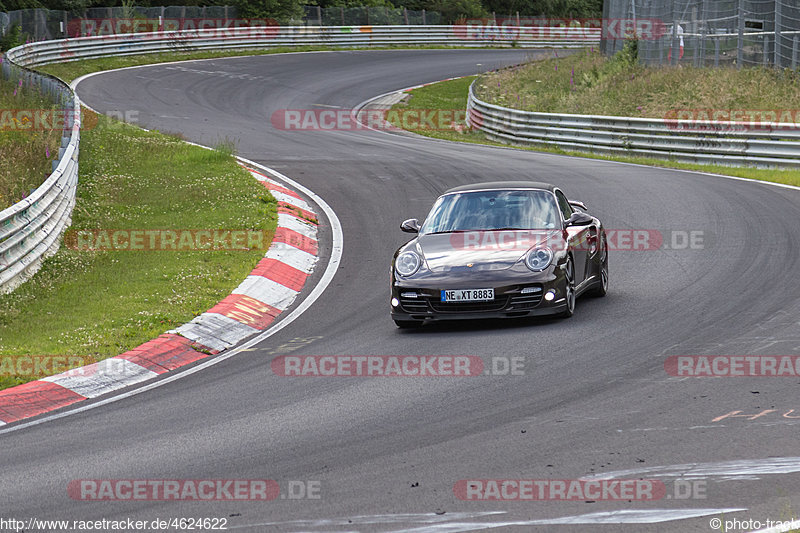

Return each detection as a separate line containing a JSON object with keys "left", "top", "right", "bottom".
{"left": 388, "top": 75, "right": 800, "bottom": 188}
{"left": 474, "top": 46, "right": 800, "bottom": 117}
{"left": 0, "top": 76, "right": 62, "bottom": 210}
{"left": 0, "top": 108, "right": 276, "bottom": 390}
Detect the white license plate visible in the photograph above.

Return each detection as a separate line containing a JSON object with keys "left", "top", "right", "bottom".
{"left": 440, "top": 288, "right": 494, "bottom": 302}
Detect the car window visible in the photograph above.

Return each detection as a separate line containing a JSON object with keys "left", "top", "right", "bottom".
{"left": 419, "top": 190, "right": 560, "bottom": 233}
{"left": 555, "top": 190, "right": 573, "bottom": 222}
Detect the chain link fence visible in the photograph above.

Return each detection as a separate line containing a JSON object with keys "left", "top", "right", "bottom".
{"left": 0, "top": 6, "right": 240, "bottom": 42}
{"left": 302, "top": 5, "right": 441, "bottom": 26}
{"left": 1, "top": 5, "right": 445, "bottom": 44}
{"left": 602, "top": 0, "right": 800, "bottom": 68}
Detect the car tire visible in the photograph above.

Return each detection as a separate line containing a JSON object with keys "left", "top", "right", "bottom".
{"left": 559, "top": 257, "right": 576, "bottom": 318}
{"left": 395, "top": 320, "right": 423, "bottom": 329}
{"left": 591, "top": 262, "right": 609, "bottom": 297}
{"left": 590, "top": 236, "right": 609, "bottom": 297}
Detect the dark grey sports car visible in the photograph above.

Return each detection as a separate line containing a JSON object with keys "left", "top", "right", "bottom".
{"left": 390, "top": 182, "right": 608, "bottom": 328}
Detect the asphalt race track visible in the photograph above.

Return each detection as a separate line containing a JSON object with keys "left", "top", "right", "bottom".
{"left": 2, "top": 49, "right": 800, "bottom": 532}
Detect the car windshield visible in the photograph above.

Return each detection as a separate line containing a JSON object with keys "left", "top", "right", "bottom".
{"left": 419, "top": 189, "right": 560, "bottom": 234}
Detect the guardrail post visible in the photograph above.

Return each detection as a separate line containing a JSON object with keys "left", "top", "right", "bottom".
{"left": 793, "top": 35, "right": 798, "bottom": 69}
{"left": 699, "top": 27, "right": 706, "bottom": 66}
{"left": 699, "top": 0, "right": 707, "bottom": 64}
{"left": 317, "top": 5, "right": 322, "bottom": 26}
{"left": 763, "top": 36, "right": 769, "bottom": 66}
{"left": 774, "top": 0, "right": 782, "bottom": 68}
{"left": 737, "top": 0, "right": 744, "bottom": 68}
{"left": 340, "top": 6, "right": 345, "bottom": 25}
{"left": 715, "top": 37, "right": 720, "bottom": 67}
{"left": 670, "top": 0, "right": 679, "bottom": 65}
{"left": 422, "top": 9, "right": 426, "bottom": 25}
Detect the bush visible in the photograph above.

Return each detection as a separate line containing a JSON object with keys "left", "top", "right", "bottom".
{"left": 0, "top": 23, "right": 24, "bottom": 52}
{"left": 230, "top": 0, "right": 305, "bottom": 21}
{"left": 427, "top": 0, "right": 487, "bottom": 23}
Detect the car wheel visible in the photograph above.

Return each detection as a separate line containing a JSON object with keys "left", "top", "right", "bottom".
{"left": 395, "top": 320, "right": 422, "bottom": 329}
{"left": 590, "top": 236, "right": 609, "bottom": 297}
{"left": 591, "top": 261, "right": 609, "bottom": 297}
{"left": 559, "top": 257, "right": 576, "bottom": 318}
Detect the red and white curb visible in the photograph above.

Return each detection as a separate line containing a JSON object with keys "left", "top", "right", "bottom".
{"left": 0, "top": 163, "right": 319, "bottom": 426}
{"left": 172, "top": 166, "right": 318, "bottom": 352}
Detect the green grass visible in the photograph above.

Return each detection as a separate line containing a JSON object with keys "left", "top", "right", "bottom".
{"left": 388, "top": 74, "right": 800, "bottom": 189}
{"left": 0, "top": 77, "right": 63, "bottom": 210}
{"left": 475, "top": 47, "right": 800, "bottom": 117}
{"left": 37, "top": 44, "right": 514, "bottom": 84}
{"left": 0, "top": 108, "right": 276, "bottom": 390}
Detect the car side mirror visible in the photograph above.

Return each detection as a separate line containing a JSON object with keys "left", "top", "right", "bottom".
{"left": 400, "top": 218, "right": 420, "bottom": 233}
{"left": 568, "top": 200, "right": 587, "bottom": 211}
{"left": 565, "top": 212, "right": 593, "bottom": 227}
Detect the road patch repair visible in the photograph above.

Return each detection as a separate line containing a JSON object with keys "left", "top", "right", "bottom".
{"left": 0, "top": 164, "right": 318, "bottom": 425}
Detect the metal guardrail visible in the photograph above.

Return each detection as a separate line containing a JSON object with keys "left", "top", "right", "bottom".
{"left": 467, "top": 81, "right": 800, "bottom": 169}
{"left": 0, "top": 25, "right": 596, "bottom": 293}
{"left": 8, "top": 25, "right": 599, "bottom": 68}
{"left": 0, "top": 56, "right": 80, "bottom": 293}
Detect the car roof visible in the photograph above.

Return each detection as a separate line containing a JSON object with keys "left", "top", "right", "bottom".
{"left": 443, "top": 181, "right": 557, "bottom": 195}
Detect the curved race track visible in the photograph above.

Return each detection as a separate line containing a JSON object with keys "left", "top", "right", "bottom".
{"left": 2, "top": 49, "right": 800, "bottom": 532}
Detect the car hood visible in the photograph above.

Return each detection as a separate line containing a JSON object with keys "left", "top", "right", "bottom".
{"left": 417, "top": 230, "right": 561, "bottom": 273}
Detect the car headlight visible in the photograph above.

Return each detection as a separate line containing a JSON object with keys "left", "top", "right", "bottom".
{"left": 525, "top": 247, "right": 553, "bottom": 271}
{"left": 395, "top": 251, "right": 421, "bottom": 277}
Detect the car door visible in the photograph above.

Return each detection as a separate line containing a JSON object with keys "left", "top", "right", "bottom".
{"left": 555, "top": 189, "right": 589, "bottom": 284}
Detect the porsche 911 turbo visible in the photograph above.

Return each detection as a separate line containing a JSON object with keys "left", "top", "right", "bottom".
{"left": 390, "top": 182, "right": 608, "bottom": 328}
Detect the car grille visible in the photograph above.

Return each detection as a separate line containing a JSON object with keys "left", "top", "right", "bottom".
{"left": 429, "top": 297, "right": 509, "bottom": 313}
{"left": 508, "top": 291, "right": 543, "bottom": 309}
{"left": 399, "top": 285, "right": 543, "bottom": 315}
{"left": 399, "top": 295, "right": 429, "bottom": 314}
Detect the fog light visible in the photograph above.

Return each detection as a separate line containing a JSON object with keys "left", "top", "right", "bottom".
{"left": 544, "top": 289, "right": 556, "bottom": 301}
{"left": 391, "top": 297, "right": 400, "bottom": 307}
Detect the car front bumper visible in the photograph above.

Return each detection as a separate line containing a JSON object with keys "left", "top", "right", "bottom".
{"left": 390, "top": 278, "right": 568, "bottom": 322}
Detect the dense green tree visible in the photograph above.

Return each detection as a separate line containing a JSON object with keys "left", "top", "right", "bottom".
{"left": 482, "top": 0, "right": 601, "bottom": 16}
{"left": 425, "top": 0, "right": 487, "bottom": 22}
{"left": 1, "top": 0, "right": 45, "bottom": 9}
{"left": 304, "top": 0, "right": 394, "bottom": 7}
{"left": 227, "top": 0, "right": 303, "bottom": 20}
{"left": 0, "top": 0, "right": 601, "bottom": 21}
